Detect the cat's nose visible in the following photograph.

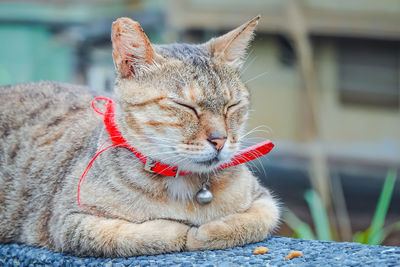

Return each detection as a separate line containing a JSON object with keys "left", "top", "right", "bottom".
{"left": 207, "top": 134, "right": 227, "bottom": 151}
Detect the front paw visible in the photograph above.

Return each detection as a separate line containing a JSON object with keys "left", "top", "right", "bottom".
{"left": 186, "top": 227, "right": 203, "bottom": 251}
{"left": 186, "top": 221, "right": 231, "bottom": 251}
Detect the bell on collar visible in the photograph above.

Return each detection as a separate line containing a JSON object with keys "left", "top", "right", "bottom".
{"left": 196, "top": 183, "right": 213, "bottom": 205}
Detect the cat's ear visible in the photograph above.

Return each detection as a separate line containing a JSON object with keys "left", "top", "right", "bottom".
{"left": 111, "top": 17, "right": 164, "bottom": 78}
{"left": 208, "top": 15, "right": 260, "bottom": 69}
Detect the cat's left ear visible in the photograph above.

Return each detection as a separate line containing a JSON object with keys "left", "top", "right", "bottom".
{"left": 208, "top": 15, "right": 260, "bottom": 69}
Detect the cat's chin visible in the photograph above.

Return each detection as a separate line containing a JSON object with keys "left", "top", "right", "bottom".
{"left": 151, "top": 148, "right": 236, "bottom": 174}
{"left": 189, "top": 159, "right": 221, "bottom": 173}
{"left": 193, "top": 158, "right": 220, "bottom": 166}
{"left": 179, "top": 162, "right": 221, "bottom": 174}
{"left": 174, "top": 155, "right": 234, "bottom": 174}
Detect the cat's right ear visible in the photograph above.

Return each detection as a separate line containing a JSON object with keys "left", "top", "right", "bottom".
{"left": 111, "top": 18, "right": 164, "bottom": 78}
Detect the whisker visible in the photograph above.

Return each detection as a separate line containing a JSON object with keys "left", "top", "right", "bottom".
{"left": 244, "top": 71, "right": 269, "bottom": 85}
{"left": 239, "top": 125, "right": 272, "bottom": 140}
{"left": 240, "top": 56, "right": 257, "bottom": 76}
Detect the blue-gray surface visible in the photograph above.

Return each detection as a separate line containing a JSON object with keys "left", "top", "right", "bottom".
{"left": 0, "top": 236, "right": 399, "bottom": 266}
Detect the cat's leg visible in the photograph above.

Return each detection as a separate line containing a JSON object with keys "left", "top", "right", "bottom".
{"left": 186, "top": 190, "right": 279, "bottom": 251}
{"left": 54, "top": 214, "right": 190, "bottom": 257}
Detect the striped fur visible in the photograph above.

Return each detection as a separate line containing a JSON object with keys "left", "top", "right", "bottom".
{"left": 0, "top": 16, "right": 279, "bottom": 257}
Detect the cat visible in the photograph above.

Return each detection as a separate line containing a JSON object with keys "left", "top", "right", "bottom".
{"left": 0, "top": 16, "right": 280, "bottom": 257}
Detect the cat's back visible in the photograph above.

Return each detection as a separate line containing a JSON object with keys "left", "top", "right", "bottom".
{"left": 0, "top": 81, "right": 99, "bottom": 173}
{"left": 0, "top": 81, "right": 94, "bottom": 135}
{"left": 0, "top": 81, "right": 100, "bottom": 244}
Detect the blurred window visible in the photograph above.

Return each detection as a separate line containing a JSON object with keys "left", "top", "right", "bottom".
{"left": 337, "top": 38, "right": 400, "bottom": 108}
{"left": 278, "top": 35, "right": 296, "bottom": 67}
{"left": 182, "top": 29, "right": 207, "bottom": 43}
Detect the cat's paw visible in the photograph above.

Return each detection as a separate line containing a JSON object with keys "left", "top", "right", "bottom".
{"left": 185, "top": 221, "right": 232, "bottom": 251}
{"left": 185, "top": 227, "right": 203, "bottom": 250}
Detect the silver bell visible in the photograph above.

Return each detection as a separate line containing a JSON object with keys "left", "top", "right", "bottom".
{"left": 196, "top": 184, "right": 213, "bottom": 205}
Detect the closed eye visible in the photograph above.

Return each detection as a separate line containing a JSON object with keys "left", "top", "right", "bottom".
{"left": 173, "top": 101, "right": 199, "bottom": 118}
{"left": 228, "top": 102, "right": 240, "bottom": 109}
{"left": 225, "top": 101, "right": 241, "bottom": 114}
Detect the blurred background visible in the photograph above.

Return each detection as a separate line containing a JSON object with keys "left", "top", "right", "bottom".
{"left": 0, "top": 0, "right": 399, "bottom": 246}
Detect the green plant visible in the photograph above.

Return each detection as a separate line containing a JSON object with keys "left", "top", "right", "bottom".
{"left": 283, "top": 169, "right": 398, "bottom": 245}
{"left": 353, "top": 169, "right": 397, "bottom": 245}
{"left": 304, "top": 189, "right": 332, "bottom": 241}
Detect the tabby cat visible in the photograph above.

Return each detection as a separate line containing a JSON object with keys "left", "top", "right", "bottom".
{"left": 0, "top": 16, "right": 279, "bottom": 257}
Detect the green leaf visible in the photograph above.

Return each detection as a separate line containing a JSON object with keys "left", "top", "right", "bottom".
{"left": 367, "top": 169, "right": 397, "bottom": 245}
{"left": 353, "top": 228, "right": 370, "bottom": 244}
{"left": 353, "top": 231, "right": 365, "bottom": 243}
{"left": 283, "top": 210, "right": 315, "bottom": 240}
{"left": 304, "top": 190, "right": 332, "bottom": 241}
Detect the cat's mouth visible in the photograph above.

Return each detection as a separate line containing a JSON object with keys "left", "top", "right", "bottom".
{"left": 180, "top": 149, "right": 234, "bottom": 172}
{"left": 154, "top": 146, "right": 234, "bottom": 173}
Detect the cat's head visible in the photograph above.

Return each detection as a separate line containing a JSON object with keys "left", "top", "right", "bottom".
{"left": 112, "top": 16, "right": 259, "bottom": 173}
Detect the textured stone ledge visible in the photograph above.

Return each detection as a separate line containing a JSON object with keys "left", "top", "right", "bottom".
{"left": 1, "top": 236, "right": 399, "bottom": 266}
